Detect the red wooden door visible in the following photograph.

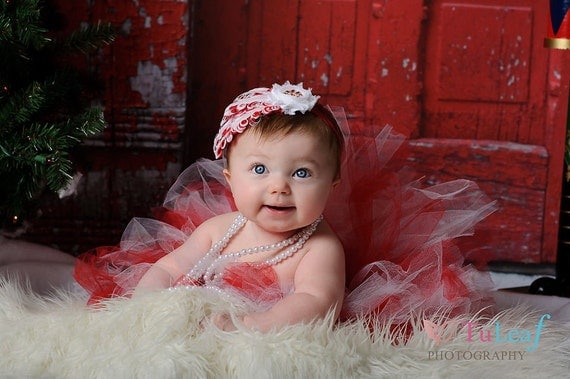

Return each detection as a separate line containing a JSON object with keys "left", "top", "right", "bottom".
{"left": 186, "top": 0, "right": 570, "bottom": 264}
{"left": 418, "top": 0, "right": 569, "bottom": 264}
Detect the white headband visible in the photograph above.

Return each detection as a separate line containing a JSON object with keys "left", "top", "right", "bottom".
{"left": 212, "top": 81, "right": 320, "bottom": 158}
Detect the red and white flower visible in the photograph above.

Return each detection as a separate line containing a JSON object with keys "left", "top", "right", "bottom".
{"left": 213, "top": 82, "right": 319, "bottom": 158}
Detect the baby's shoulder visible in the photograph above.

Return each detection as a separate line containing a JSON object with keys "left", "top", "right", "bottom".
{"left": 311, "top": 220, "right": 344, "bottom": 250}
{"left": 306, "top": 220, "right": 344, "bottom": 255}
{"left": 196, "top": 211, "right": 241, "bottom": 236}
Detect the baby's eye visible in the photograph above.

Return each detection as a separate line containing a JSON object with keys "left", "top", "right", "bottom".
{"left": 293, "top": 168, "right": 311, "bottom": 178}
{"left": 252, "top": 164, "right": 267, "bottom": 175}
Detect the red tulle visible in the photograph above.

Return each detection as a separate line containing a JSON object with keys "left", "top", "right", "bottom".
{"left": 221, "top": 263, "right": 283, "bottom": 305}
{"left": 171, "top": 263, "right": 283, "bottom": 308}
{"left": 74, "top": 245, "right": 172, "bottom": 305}
{"left": 73, "top": 126, "right": 497, "bottom": 321}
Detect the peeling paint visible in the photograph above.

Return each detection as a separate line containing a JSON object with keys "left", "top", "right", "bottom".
{"left": 121, "top": 18, "right": 132, "bottom": 34}
{"left": 130, "top": 60, "right": 183, "bottom": 107}
{"left": 507, "top": 76, "right": 516, "bottom": 86}
{"left": 402, "top": 58, "right": 417, "bottom": 71}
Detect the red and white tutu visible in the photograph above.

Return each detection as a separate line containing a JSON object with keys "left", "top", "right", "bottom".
{"left": 74, "top": 125, "right": 497, "bottom": 323}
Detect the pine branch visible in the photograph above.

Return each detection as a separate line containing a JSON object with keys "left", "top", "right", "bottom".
{"left": 56, "top": 21, "right": 115, "bottom": 55}
{"left": 0, "top": 0, "right": 49, "bottom": 51}
{"left": 0, "top": 0, "right": 114, "bottom": 225}
{"left": 0, "top": 81, "right": 47, "bottom": 127}
{"left": 67, "top": 107, "right": 106, "bottom": 137}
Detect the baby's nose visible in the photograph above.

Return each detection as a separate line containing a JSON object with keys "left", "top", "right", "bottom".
{"left": 269, "top": 175, "right": 291, "bottom": 194}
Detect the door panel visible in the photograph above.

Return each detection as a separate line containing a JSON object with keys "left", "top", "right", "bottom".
{"left": 423, "top": 2, "right": 545, "bottom": 144}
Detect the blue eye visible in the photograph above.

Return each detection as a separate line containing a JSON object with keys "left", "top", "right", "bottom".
{"left": 252, "top": 164, "right": 267, "bottom": 175}
{"left": 294, "top": 168, "right": 310, "bottom": 178}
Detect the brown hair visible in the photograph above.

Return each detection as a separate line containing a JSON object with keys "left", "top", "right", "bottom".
{"left": 226, "top": 104, "right": 344, "bottom": 179}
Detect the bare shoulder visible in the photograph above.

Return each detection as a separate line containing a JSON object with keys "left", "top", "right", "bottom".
{"left": 297, "top": 220, "right": 345, "bottom": 272}
{"left": 306, "top": 220, "right": 344, "bottom": 256}
{"left": 178, "top": 212, "right": 240, "bottom": 251}
{"left": 194, "top": 211, "right": 241, "bottom": 236}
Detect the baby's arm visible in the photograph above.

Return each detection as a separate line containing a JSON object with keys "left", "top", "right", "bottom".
{"left": 134, "top": 217, "right": 217, "bottom": 294}
{"left": 240, "top": 233, "right": 345, "bottom": 332}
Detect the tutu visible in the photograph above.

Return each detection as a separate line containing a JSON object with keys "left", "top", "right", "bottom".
{"left": 74, "top": 124, "right": 497, "bottom": 322}
{"left": 324, "top": 126, "right": 497, "bottom": 322}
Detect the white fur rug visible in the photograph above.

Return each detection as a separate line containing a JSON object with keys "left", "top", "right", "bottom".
{"left": 0, "top": 279, "right": 568, "bottom": 379}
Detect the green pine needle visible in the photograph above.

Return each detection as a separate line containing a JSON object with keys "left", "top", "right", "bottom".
{"left": 58, "top": 22, "right": 115, "bottom": 55}
{"left": 0, "top": 81, "right": 47, "bottom": 126}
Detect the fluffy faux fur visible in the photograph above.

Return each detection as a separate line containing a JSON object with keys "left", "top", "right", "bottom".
{"left": 0, "top": 278, "right": 568, "bottom": 379}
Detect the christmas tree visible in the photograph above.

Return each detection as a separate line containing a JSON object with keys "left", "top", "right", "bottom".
{"left": 0, "top": 0, "right": 114, "bottom": 228}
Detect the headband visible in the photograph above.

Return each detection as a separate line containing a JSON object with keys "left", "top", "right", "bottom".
{"left": 213, "top": 81, "right": 339, "bottom": 158}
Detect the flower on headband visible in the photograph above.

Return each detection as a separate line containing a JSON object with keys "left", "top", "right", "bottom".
{"left": 212, "top": 82, "right": 320, "bottom": 158}
{"left": 268, "top": 81, "right": 320, "bottom": 115}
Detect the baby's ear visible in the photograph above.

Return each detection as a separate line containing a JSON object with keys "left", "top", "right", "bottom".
{"left": 223, "top": 168, "right": 232, "bottom": 185}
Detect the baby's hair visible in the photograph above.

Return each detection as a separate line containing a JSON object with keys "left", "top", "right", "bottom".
{"left": 225, "top": 104, "right": 344, "bottom": 179}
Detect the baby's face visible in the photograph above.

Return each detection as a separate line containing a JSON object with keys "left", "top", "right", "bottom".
{"left": 223, "top": 129, "right": 338, "bottom": 234}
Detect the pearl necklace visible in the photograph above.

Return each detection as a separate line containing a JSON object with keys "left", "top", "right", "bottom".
{"left": 179, "top": 213, "right": 323, "bottom": 285}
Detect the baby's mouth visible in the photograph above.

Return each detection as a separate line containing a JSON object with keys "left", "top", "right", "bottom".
{"left": 265, "top": 205, "right": 295, "bottom": 211}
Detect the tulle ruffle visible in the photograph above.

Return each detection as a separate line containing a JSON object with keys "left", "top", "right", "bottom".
{"left": 74, "top": 160, "right": 236, "bottom": 304}
{"left": 74, "top": 125, "right": 497, "bottom": 320}
{"left": 326, "top": 125, "right": 496, "bottom": 322}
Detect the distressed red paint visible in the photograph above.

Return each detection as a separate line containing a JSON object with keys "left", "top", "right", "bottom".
{"left": 153, "top": 113, "right": 181, "bottom": 142}
{"left": 24, "top": 1, "right": 570, "bottom": 267}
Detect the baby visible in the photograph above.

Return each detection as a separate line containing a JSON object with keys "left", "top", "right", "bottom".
{"left": 135, "top": 82, "right": 346, "bottom": 331}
